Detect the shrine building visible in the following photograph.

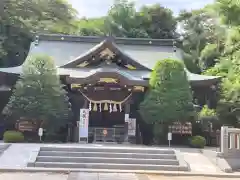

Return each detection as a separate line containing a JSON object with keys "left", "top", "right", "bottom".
{"left": 0, "top": 34, "right": 221, "bottom": 143}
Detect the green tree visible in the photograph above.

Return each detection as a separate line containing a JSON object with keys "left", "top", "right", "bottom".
{"left": 139, "top": 59, "right": 195, "bottom": 141}
{"left": 138, "top": 4, "right": 177, "bottom": 39}
{"left": 178, "top": 9, "right": 224, "bottom": 73}
{"left": 3, "top": 54, "right": 72, "bottom": 132}
{"left": 214, "top": 0, "right": 240, "bottom": 26}
{"left": 205, "top": 41, "right": 240, "bottom": 126}
{"left": 1, "top": 0, "right": 78, "bottom": 66}
{"left": 77, "top": 17, "right": 106, "bottom": 36}
{"left": 105, "top": 0, "right": 149, "bottom": 38}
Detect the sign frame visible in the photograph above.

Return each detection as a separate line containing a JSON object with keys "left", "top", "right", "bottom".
{"left": 128, "top": 118, "right": 136, "bottom": 136}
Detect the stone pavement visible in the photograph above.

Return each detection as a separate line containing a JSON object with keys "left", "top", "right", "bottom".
{"left": 0, "top": 173, "right": 240, "bottom": 180}
{"left": 149, "top": 175, "right": 240, "bottom": 180}
{"left": 175, "top": 147, "right": 221, "bottom": 173}
{"left": 0, "top": 143, "right": 40, "bottom": 168}
{"left": 0, "top": 173, "right": 68, "bottom": 180}
{"left": 68, "top": 172, "right": 140, "bottom": 180}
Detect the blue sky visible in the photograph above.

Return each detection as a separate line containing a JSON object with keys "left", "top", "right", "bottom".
{"left": 68, "top": 0, "right": 214, "bottom": 18}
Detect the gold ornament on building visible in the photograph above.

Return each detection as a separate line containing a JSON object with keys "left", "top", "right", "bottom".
{"left": 71, "top": 84, "right": 81, "bottom": 89}
{"left": 99, "top": 78, "right": 118, "bottom": 83}
{"left": 133, "top": 86, "right": 144, "bottom": 92}
{"left": 125, "top": 64, "right": 136, "bottom": 70}
{"left": 76, "top": 61, "right": 89, "bottom": 67}
{"left": 100, "top": 48, "right": 115, "bottom": 59}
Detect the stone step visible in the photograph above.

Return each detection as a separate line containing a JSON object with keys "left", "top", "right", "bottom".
{"left": 38, "top": 151, "right": 177, "bottom": 159}
{"left": 34, "top": 162, "right": 188, "bottom": 171}
{"left": 40, "top": 147, "right": 175, "bottom": 154}
{"left": 36, "top": 156, "right": 179, "bottom": 165}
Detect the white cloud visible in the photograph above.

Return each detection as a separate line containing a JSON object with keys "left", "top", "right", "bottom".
{"left": 68, "top": 0, "right": 214, "bottom": 18}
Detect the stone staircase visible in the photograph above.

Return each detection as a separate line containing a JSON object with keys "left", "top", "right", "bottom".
{"left": 28, "top": 145, "right": 189, "bottom": 171}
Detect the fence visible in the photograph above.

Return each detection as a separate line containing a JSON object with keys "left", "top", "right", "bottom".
{"left": 219, "top": 126, "right": 240, "bottom": 157}
{"left": 89, "top": 127, "right": 126, "bottom": 143}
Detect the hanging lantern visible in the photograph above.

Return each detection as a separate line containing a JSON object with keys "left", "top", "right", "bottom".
{"left": 104, "top": 103, "right": 108, "bottom": 111}
{"left": 113, "top": 104, "right": 117, "bottom": 112}
{"left": 89, "top": 102, "right": 92, "bottom": 111}
{"left": 93, "top": 103, "right": 97, "bottom": 111}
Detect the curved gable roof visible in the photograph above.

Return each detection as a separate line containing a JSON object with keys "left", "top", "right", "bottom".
{"left": 28, "top": 34, "right": 179, "bottom": 69}
{"left": 60, "top": 38, "right": 150, "bottom": 70}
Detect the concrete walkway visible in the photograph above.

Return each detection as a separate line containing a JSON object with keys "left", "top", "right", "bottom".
{"left": 0, "top": 143, "right": 229, "bottom": 175}
{"left": 0, "top": 173, "right": 68, "bottom": 180}
{"left": 0, "top": 172, "right": 240, "bottom": 180}
{"left": 175, "top": 148, "right": 221, "bottom": 173}
{"left": 0, "top": 143, "right": 40, "bottom": 168}
{"left": 149, "top": 175, "right": 240, "bottom": 180}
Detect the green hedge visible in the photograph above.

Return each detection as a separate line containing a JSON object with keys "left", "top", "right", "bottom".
{"left": 189, "top": 135, "right": 206, "bottom": 148}
{"left": 3, "top": 131, "right": 24, "bottom": 143}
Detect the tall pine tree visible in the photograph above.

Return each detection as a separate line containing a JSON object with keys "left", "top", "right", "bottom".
{"left": 3, "top": 54, "right": 71, "bottom": 132}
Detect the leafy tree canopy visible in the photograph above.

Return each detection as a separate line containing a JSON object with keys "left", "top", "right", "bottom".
{"left": 1, "top": 0, "right": 78, "bottom": 67}
{"left": 3, "top": 54, "right": 72, "bottom": 132}
{"left": 140, "top": 59, "right": 195, "bottom": 125}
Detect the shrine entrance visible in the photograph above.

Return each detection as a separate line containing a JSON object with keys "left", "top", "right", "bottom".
{"left": 69, "top": 75, "right": 136, "bottom": 144}
{"left": 89, "top": 111, "right": 125, "bottom": 128}
{"left": 88, "top": 108, "right": 126, "bottom": 143}
{"left": 85, "top": 88, "right": 131, "bottom": 143}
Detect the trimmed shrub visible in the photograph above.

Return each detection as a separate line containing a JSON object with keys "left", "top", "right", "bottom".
{"left": 3, "top": 131, "right": 24, "bottom": 143}
{"left": 189, "top": 135, "right": 206, "bottom": 148}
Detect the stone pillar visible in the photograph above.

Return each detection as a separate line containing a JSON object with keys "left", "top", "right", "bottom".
{"left": 230, "top": 133, "right": 236, "bottom": 149}
{"left": 221, "top": 126, "right": 229, "bottom": 156}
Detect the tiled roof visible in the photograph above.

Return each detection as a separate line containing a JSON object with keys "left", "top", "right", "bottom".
{"left": 0, "top": 34, "right": 221, "bottom": 84}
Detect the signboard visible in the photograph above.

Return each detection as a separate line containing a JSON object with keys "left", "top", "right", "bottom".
{"left": 168, "top": 122, "right": 192, "bottom": 135}
{"left": 168, "top": 132, "right": 172, "bottom": 147}
{"left": 125, "top": 114, "right": 129, "bottom": 123}
{"left": 79, "top": 109, "right": 89, "bottom": 140}
{"left": 17, "top": 120, "right": 37, "bottom": 132}
{"left": 128, "top": 118, "right": 136, "bottom": 136}
{"left": 38, "top": 128, "right": 43, "bottom": 137}
{"left": 168, "top": 132, "right": 172, "bottom": 141}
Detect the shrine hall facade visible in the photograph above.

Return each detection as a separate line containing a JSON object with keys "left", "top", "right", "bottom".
{"left": 0, "top": 34, "right": 221, "bottom": 144}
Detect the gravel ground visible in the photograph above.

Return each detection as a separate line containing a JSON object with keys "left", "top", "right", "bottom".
{"left": 0, "top": 173, "right": 69, "bottom": 180}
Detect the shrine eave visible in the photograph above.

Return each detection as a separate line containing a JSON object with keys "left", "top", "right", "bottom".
{"left": 65, "top": 68, "right": 148, "bottom": 86}
{"left": 0, "top": 66, "right": 221, "bottom": 86}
